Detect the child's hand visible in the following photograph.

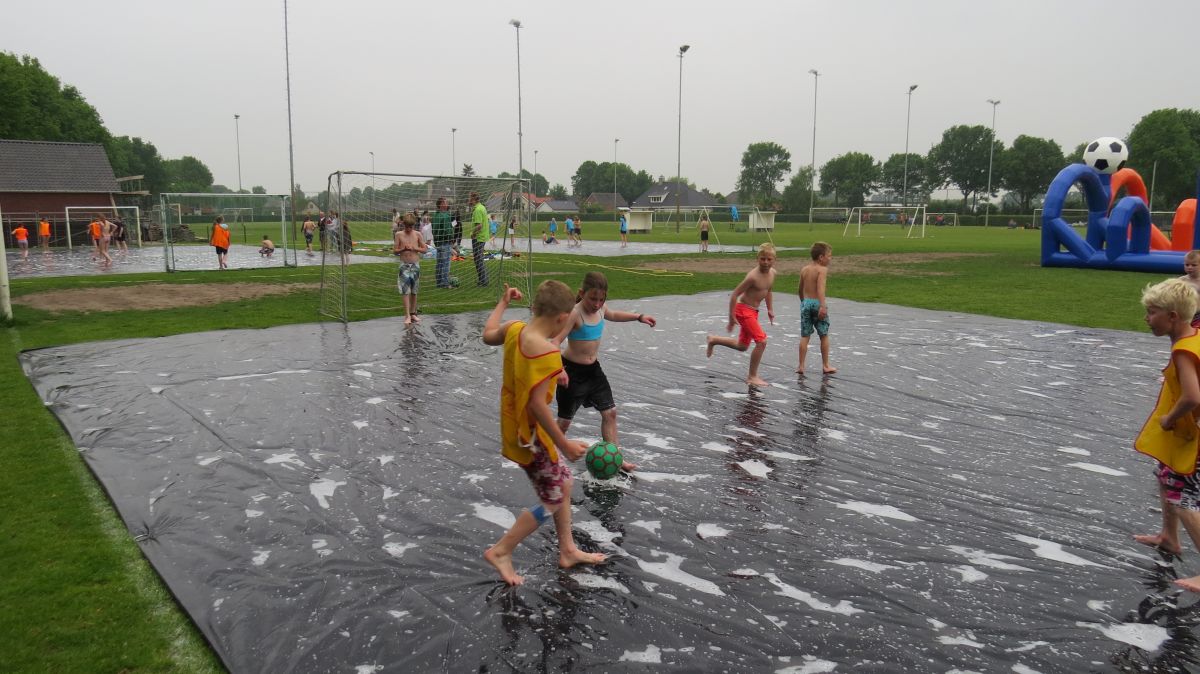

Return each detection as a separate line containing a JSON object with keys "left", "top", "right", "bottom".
{"left": 767, "top": 311, "right": 775, "bottom": 325}
{"left": 501, "top": 283, "right": 523, "bottom": 303}
{"left": 818, "top": 306, "right": 827, "bottom": 320}
{"left": 640, "top": 314, "right": 657, "bottom": 327}
{"left": 556, "top": 370, "right": 570, "bottom": 388}
{"left": 562, "top": 439, "right": 589, "bottom": 462}
{"left": 1161, "top": 415, "right": 1177, "bottom": 431}
{"left": 726, "top": 319, "right": 736, "bottom": 333}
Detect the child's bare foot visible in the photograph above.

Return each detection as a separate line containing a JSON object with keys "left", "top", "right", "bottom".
{"left": 747, "top": 376, "right": 768, "bottom": 387}
{"left": 1135, "top": 533, "right": 1182, "bottom": 554}
{"left": 621, "top": 460, "right": 638, "bottom": 472}
{"left": 795, "top": 364, "right": 806, "bottom": 374}
{"left": 404, "top": 316, "right": 413, "bottom": 325}
{"left": 412, "top": 315, "right": 421, "bottom": 323}
{"left": 559, "top": 547, "right": 607, "bottom": 569}
{"left": 823, "top": 365, "right": 838, "bottom": 374}
{"left": 1175, "top": 575, "right": 1200, "bottom": 592}
{"left": 706, "top": 336, "right": 715, "bottom": 358}
{"left": 484, "top": 546, "right": 524, "bottom": 586}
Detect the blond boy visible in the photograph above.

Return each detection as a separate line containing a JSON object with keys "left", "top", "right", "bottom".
{"left": 1180, "top": 250, "right": 1200, "bottom": 326}
{"left": 706, "top": 243, "right": 777, "bottom": 386}
{"left": 798, "top": 241, "right": 837, "bottom": 375}
{"left": 1134, "top": 278, "right": 1200, "bottom": 591}
{"left": 481, "top": 281, "right": 606, "bottom": 585}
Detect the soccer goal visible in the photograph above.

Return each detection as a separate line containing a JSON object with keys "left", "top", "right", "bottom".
{"left": 808, "top": 207, "right": 850, "bottom": 224}
{"left": 64, "top": 206, "right": 142, "bottom": 249}
{"left": 923, "top": 212, "right": 958, "bottom": 227}
{"left": 318, "top": 171, "right": 531, "bottom": 322}
{"left": 159, "top": 193, "right": 293, "bottom": 272}
{"left": 842, "top": 205, "right": 927, "bottom": 238}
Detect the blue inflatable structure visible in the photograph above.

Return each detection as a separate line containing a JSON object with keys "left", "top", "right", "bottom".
{"left": 1041, "top": 164, "right": 1195, "bottom": 273}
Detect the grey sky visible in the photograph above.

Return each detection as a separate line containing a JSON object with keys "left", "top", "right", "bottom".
{"left": 4, "top": 0, "right": 1197, "bottom": 197}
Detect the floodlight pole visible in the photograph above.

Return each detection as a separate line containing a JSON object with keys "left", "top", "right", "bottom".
{"left": 283, "top": 0, "right": 298, "bottom": 266}
{"left": 234, "top": 114, "right": 243, "bottom": 192}
{"left": 451, "top": 128, "right": 457, "bottom": 177}
{"left": 510, "top": 19, "right": 525, "bottom": 192}
{"left": 675, "top": 44, "right": 689, "bottom": 233}
{"left": 614, "top": 138, "right": 620, "bottom": 222}
{"left": 808, "top": 69, "right": 819, "bottom": 230}
{"left": 902, "top": 84, "right": 918, "bottom": 208}
{"left": 985, "top": 99, "right": 1000, "bottom": 227}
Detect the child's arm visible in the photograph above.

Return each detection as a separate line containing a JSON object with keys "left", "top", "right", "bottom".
{"left": 603, "top": 307, "right": 656, "bottom": 327}
{"left": 766, "top": 284, "right": 775, "bottom": 325}
{"left": 798, "top": 267, "right": 806, "bottom": 299}
{"left": 481, "top": 284, "right": 523, "bottom": 345}
{"left": 528, "top": 380, "right": 588, "bottom": 461}
{"left": 816, "top": 267, "right": 829, "bottom": 320}
{"left": 551, "top": 305, "right": 583, "bottom": 346}
{"left": 1161, "top": 353, "right": 1200, "bottom": 429}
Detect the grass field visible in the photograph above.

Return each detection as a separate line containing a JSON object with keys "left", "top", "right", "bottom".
{"left": 0, "top": 222, "right": 1173, "bottom": 672}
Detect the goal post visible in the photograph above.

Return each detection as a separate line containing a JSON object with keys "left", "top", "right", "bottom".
{"left": 158, "top": 193, "right": 293, "bottom": 272}
{"left": 842, "top": 205, "right": 927, "bottom": 238}
{"left": 64, "top": 206, "right": 143, "bottom": 249}
{"left": 808, "top": 207, "right": 850, "bottom": 224}
{"left": 922, "top": 212, "right": 958, "bottom": 227}
{"left": 318, "top": 171, "right": 532, "bottom": 322}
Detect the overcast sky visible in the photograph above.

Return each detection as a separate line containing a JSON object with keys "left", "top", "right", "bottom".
{"left": 3, "top": 0, "right": 1197, "bottom": 197}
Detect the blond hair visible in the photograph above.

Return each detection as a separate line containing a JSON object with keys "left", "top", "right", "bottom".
{"left": 810, "top": 241, "right": 831, "bottom": 260}
{"left": 758, "top": 242, "right": 777, "bottom": 256}
{"left": 531, "top": 280, "right": 575, "bottom": 317}
{"left": 1143, "top": 277, "right": 1198, "bottom": 318}
{"left": 1186, "top": 250, "right": 1200, "bottom": 264}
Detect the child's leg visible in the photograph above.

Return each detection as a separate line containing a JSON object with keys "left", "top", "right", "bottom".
{"left": 797, "top": 335, "right": 811, "bottom": 372}
{"left": 746, "top": 341, "right": 768, "bottom": 386}
{"left": 552, "top": 478, "right": 606, "bottom": 569}
{"left": 819, "top": 335, "right": 837, "bottom": 374}
{"left": 484, "top": 503, "right": 558, "bottom": 586}
{"left": 1174, "top": 507, "right": 1200, "bottom": 590}
{"left": 598, "top": 407, "right": 635, "bottom": 470}
{"left": 1137, "top": 483, "right": 1183, "bottom": 553}
{"left": 706, "top": 335, "right": 747, "bottom": 358}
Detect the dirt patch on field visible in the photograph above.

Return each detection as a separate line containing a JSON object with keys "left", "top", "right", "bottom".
{"left": 639, "top": 252, "right": 989, "bottom": 276}
{"left": 14, "top": 282, "right": 319, "bottom": 314}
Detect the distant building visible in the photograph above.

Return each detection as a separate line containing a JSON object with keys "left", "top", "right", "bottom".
{"left": 0, "top": 139, "right": 121, "bottom": 219}
{"left": 630, "top": 182, "right": 717, "bottom": 209}
{"left": 583, "top": 192, "right": 628, "bottom": 211}
{"left": 538, "top": 199, "right": 579, "bottom": 214}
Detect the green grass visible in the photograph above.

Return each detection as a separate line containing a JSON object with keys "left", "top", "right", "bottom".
{"left": 0, "top": 223, "right": 1169, "bottom": 671}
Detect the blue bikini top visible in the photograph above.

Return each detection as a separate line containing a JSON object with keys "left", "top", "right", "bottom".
{"left": 568, "top": 315, "right": 604, "bottom": 341}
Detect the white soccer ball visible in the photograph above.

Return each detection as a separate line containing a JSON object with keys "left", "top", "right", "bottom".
{"left": 1082, "top": 137, "right": 1129, "bottom": 174}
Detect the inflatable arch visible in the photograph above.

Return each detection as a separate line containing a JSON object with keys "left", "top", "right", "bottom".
{"left": 1041, "top": 164, "right": 1199, "bottom": 273}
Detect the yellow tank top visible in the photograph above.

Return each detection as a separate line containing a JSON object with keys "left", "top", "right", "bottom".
{"left": 1136, "top": 331, "right": 1200, "bottom": 474}
{"left": 500, "top": 321, "right": 564, "bottom": 465}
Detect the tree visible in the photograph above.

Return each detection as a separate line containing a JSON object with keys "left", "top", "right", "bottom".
{"left": 879, "top": 153, "right": 927, "bottom": 203}
{"left": 819, "top": 152, "right": 879, "bottom": 207}
{"left": 0, "top": 52, "right": 108, "bottom": 145}
{"left": 164, "top": 156, "right": 214, "bottom": 193}
{"left": 780, "top": 166, "right": 816, "bottom": 214}
{"left": 106, "top": 135, "right": 169, "bottom": 194}
{"left": 1127, "top": 108, "right": 1200, "bottom": 209}
{"left": 461, "top": 164, "right": 475, "bottom": 177}
{"left": 548, "top": 184, "right": 568, "bottom": 199}
{"left": 998, "top": 135, "right": 1067, "bottom": 211}
{"left": 251, "top": 185, "right": 266, "bottom": 195}
{"left": 928, "top": 125, "right": 1004, "bottom": 211}
{"left": 500, "top": 170, "right": 549, "bottom": 197}
{"left": 735, "top": 142, "right": 792, "bottom": 207}
{"left": 571, "top": 160, "right": 599, "bottom": 197}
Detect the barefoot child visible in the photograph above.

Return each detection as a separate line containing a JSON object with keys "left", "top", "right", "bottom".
{"left": 1134, "top": 278, "right": 1200, "bottom": 591}
{"left": 706, "top": 243, "right": 777, "bottom": 387}
{"left": 393, "top": 213, "right": 427, "bottom": 325}
{"left": 553, "top": 272, "right": 656, "bottom": 471}
{"left": 259, "top": 235, "right": 275, "bottom": 258}
{"left": 1180, "top": 250, "right": 1200, "bottom": 327}
{"left": 481, "top": 281, "right": 607, "bottom": 586}
{"left": 798, "top": 241, "right": 837, "bottom": 375}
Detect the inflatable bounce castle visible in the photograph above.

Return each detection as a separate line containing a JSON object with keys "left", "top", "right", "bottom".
{"left": 1041, "top": 137, "right": 1199, "bottom": 273}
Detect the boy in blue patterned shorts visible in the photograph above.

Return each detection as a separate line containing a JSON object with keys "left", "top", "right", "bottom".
{"left": 393, "top": 213, "right": 427, "bottom": 325}
{"left": 797, "top": 241, "right": 837, "bottom": 375}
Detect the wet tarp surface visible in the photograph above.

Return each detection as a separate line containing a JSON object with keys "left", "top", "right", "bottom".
{"left": 5, "top": 244, "right": 384, "bottom": 278}
{"left": 21, "top": 292, "right": 1200, "bottom": 672}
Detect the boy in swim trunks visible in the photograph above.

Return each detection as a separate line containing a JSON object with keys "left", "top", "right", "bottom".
{"left": 706, "top": 243, "right": 777, "bottom": 387}
{"left": 553, "top": 271, "right": 656, "bottom": 472}
{"left": 1134, "top": 277, "right": 1200, "bottom": 592}
{"left": 1179, "top": 250, "right": 1200, "bottom": 327}
{"left": 798, "top": 241, "right": 837, "bottom": 375}
{"left": 481, "top": 280, "right": 606, "bottom": 586}
{"left": 393, "top": 213, "right": 427, "bottom": 325}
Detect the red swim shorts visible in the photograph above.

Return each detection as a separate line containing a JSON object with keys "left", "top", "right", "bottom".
{"left": 734, "top": 302, "right": 767, "bottom": 346}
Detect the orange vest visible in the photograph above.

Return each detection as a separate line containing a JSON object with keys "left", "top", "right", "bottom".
{"left": 12, "top": 226, "right": 28, "bottom": 241}
{"left": 500, "top": 321, "right": 564, "bottom": 465}
{"left": 89, "top": 221, "right": 102, "bottom": 238}
{"left": 211, "top": 223, "right": 231, "bottom": 248}
{"left": 1136, "top": 332, "right": 1200, "bottom": 474}
{"left": 38, "top": 220, "right": 50, "bottom": 236}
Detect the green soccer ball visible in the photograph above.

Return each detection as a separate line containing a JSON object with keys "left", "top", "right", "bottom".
{"left": 585, "top": 441, "right": 623, "bottom": 479}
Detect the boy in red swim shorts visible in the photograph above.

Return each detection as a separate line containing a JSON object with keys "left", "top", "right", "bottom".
{"left": 706, "top": 243, "right": 777, "bottom": 386}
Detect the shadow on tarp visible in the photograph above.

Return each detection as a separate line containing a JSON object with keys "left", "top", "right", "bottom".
{"left": 19, "top": 292, "right": 1200, "bottom": 672}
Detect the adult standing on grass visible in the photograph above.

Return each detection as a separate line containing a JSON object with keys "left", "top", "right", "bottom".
{"left": 470, "top": 192, "right": 490, "bottom": 286}
{"left": 211, "top": 215, "right": 230, "bottom": 269}
{"left": 433, "top": 197, "right": 455, "bottom": 288}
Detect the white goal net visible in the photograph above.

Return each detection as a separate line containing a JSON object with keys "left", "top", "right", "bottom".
{"left": 158, "top": 193, "right": 294, "bottom": 272}
{"left": 318, "top": 172, "right": 532, "bottom": 322}
{"left": 64, "top": 206, "right": 143, "bottom": 249}
{"left": 843, "top": 205, "right": 927, "bottom": 238}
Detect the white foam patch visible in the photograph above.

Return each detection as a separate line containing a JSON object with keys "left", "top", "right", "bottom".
{"left": 473, "top": 503, "right": 516, "bottom": 529}
{"left": 821, "top": 428, "right": 847, "bottom": 441}
{"left": 382, "top": 487, "right": 397, "bottom": 500}
{"left": 574, "top": 519, "right": 622, "bottom": 547}
{"left": 252, "top": 550, "right": 270, "bottom": 566}
{"left": 644, "top": 435, "right": 673, "bottom": 449}
{"left": 1056, "top": 446, "right": 1091, "bottom": 456}
{"left": 352, "top": 369, "right": 373, "bottom": 378}
{"left": 663, "top": 388, "right": 686, "bottom": 395}
{"left": 836, "top": 501, "right": 919, "bottom": 522}
{"left": 947, "top": 545, "right": 1033, "bottom": 572}
{"left": 721, "top": 391, "right": 749, "bottom": 399}
{"left": 365, "top": 397, "right": 384, "bottom": 405}
{"left": 937, "top": 635, "right": 984, "bottom": 648}
{"left": 775, "top": 655, "right": 839, "bottom": 673}
{"left": 737, "top": 460, "right": 772, "bottom": 478}
{"left": 245, "top": 509, "right": 264, "bottom": 519}
{"left": 918, "top": 444, "right": 946, "bottom": 455}
{"left": 378, "top": 455, "right": 394, "bottom": 466}
{"left": 354, "top": 666, "right": 382, "bottom": 674}
{"left": 731, "top": 426, "right": 766, "bottom": 438}
{"left": 763, "top": 573, "right": 862, "bottom": 615}
{"left": 1011, "top": 534, "right": 1104, "bottom": 567}
{"left": 830, "top": 558, "right": 899, "bottom": 573}
{"left": 1012, "top": 664, "right": 1042, "bottom": 674}
{"left": 217, "top": 369, "right": 311, "bottom": 381}
{"left": 697, "top": 523, "right": 731, "bottom": 538}
{"left": 383, "top": 542, "right": 417, "bottom": 558}
{"left": 310, "top": 478, "right": 347, "bottom": 509}
{"left": 618, "top": 644, "right": 662, "bottom": 663}
{"left": 732, "top": 568, "right": 760, "bottom": 576}
{"left": 951, "top": 565, "right": 988, "bottom": 582}
{"left": 701, "top": 441, "right": 734, "bottom": 454}
{"left": 1006, "top": 641, "right": 1049, "bottom": 653}
{"left": 636, "top": 552, "right": 724, "bottom": 596}
{"left": 683, "top": 410, "right": 708, "bottom": 420}
{"left": 353, "top": 420, "right": 369, "bottom": 430}
{"left": 150, "top": 386, "right": 167, "bottom": 394}
{"left": 265, "top": 453, "right": 306, "bottom": 468}
{"left": 624, "top": 402, "right": 651, "bottom": 408}
{"left": 631, "top": 520, "right": 661, "bottom": 535}
{"left": 1077, "top": 621, "right": 1169, "bottom": 651}
{"left": 572, "top": 573, "right": 630, "bottom": 594}
{"left": 387, "top": 610, "right": 410, "bottom": 619}
{"left": 1066, "top": 462, "right": 1127, "bottom": 477}
{"left": 636, "top": 472, "right": 707, "bottom": 484}
{"left": 464, "top": 473, "right": 488, "bottom": 483}
{"left": 197, "top": 455, "right": 221, "bottom": 466}
{"left": 763, "top": 451, "right": 815, "bottom": 462}
{"left": 1087, "top": 600, "right": 1111, "bottom": 612}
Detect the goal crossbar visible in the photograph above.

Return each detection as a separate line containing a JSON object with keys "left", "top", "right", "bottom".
{"left": 64, "top": 206, "right": 143, "bottom": 249}
{"left": 842, "top": 205, "right": 926, "bottom": 238}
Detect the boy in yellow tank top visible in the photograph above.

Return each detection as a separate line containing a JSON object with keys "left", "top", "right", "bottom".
{"left": 1134, "top": 277, "right": 1200, "bottom": 591}
{"left": 480, "top": 280, "right": 607, "bottom": 585}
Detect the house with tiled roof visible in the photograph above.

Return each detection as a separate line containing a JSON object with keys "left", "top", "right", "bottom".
{"left": 0, "top": 139, "right": 122, "bottom": 240}
{"left": 630, "top": 182, "right": 717, "bottom": 209}
{"left": 583, "top": 192, "right": 628, "bottom": 210}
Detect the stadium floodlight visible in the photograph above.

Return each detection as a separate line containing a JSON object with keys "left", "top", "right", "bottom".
{"left": 808, "top": 69, "right": 819, "bottom": 229}
{"left": 675, "top": 44, "right": 690, "bottom": 232}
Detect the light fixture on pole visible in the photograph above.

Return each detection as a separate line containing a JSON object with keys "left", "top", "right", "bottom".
{"left": 451, "top": 128, "right": 457, "bottom": 177}
{"left": 613, "top": 138, "right": 620, "bottom": 222}
{"left": 984, "top": 99, "right": 1000, "bottom": 227}
{"left": 510, "top": 19, "right": 526, "bottom": 207}
{"left": 675, "top": 44, "right": 690, "bottom": 233}
{"left": 807, "top": 69, "right": 819, "bottom": 230}
{"left": 233, "top": 114, "right": 243, "bottom": 193}
{"left": 902, "top": 84, "right": 918, "bottom": 208}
